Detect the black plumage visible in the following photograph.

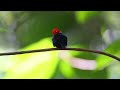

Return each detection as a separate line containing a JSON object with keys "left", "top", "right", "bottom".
{"left": 52, "top": 33, "right": 67, "bottom": 48}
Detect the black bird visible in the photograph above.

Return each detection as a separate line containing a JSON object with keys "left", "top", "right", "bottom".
{"left": 52, "top": 28, "right": 67, "bottom": 48}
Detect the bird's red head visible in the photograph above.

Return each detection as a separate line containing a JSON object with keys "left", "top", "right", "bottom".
{"left": 52, "top": 28, "right": 61, "bottom": 35}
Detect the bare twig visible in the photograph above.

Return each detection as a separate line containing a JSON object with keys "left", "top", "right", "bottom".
{"left": 0, "top": 48, "right": 120, "bottom": 61}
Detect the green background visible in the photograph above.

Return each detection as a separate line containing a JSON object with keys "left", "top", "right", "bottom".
{"left": 0, "top": 11, "right": 119, "bottom": 79}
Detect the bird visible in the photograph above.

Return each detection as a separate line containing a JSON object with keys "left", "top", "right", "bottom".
{"left": 52, "top": 28, "right": 67, "bottom": 48}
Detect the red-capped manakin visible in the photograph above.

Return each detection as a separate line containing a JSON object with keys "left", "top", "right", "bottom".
{"left": 52, "top": 28, "right": 67, "bottom": 48}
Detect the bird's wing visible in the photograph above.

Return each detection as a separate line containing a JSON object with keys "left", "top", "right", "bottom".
{"left": 62, "top": 35, "right": 67, "bottom": 46}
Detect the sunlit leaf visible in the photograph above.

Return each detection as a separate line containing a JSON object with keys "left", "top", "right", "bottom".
{"left": 59, "top": 61, "right": 76, "bottom": 79}
{"left": 4, "top": 38, "right": 59, "bottom": 79}
{"left": 68, "top": 45, "right": 85, "bottom": 56}
{"left": 96, "top": 38, "right": 120, "bottom": 70}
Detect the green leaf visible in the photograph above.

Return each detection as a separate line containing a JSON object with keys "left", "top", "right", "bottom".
{"left": 69, "top": 45, "right": 97, "bottom": 60}
{"left": 74, "top": 68, "right": 108, "bottom": 79}
{"left": 75, "top": 11, "right": 99, "bottom": 24}
{"left": 96, "top": 38, "right": 120, "bottom": 70}
{"left": 4, "top": 38, "right": 59, "bottom": 79}
{"left": 59, "top": 61, "right": 76, "bottom": 79}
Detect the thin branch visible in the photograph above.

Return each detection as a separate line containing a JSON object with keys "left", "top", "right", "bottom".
{"left": 0, "top": 48, "right": 120, "bottom": 61}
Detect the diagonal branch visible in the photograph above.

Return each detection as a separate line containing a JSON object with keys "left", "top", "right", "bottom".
{"left": 0, "top": 48, "right": 120, "bottom": 61}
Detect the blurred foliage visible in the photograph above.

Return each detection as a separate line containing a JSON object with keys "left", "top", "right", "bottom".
{"left": 96, "top": 38, "right": 120, "bottom": 70}
{"left": 0, "top": 11, "right": 120, "bottom": 79}
{"left": 16, "top": 11, "right": 76, "bottom": 47}
{"left": 4, "top": 38, "right": 59, "bottom": 79}
{"left": 75, "top": 11, "right": 99, "bottom": 24}
{"left": 59, "top": 61, "right": 76, "bottom": 79}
